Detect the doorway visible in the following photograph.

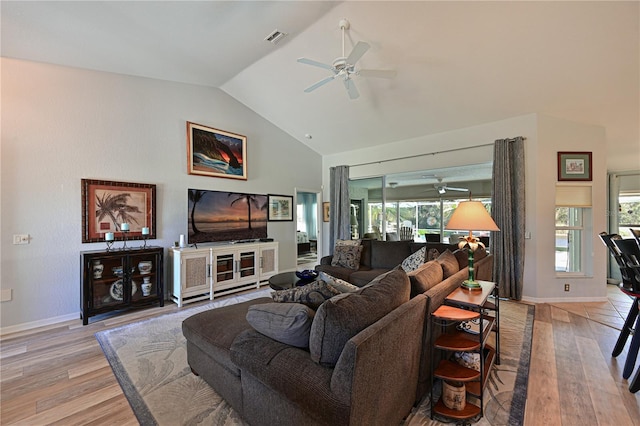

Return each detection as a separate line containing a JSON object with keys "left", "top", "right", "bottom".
{"left": 295, "top": 188, "right": 321, "bottom": 269}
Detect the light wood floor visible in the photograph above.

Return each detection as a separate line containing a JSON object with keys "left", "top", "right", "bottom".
{"left": 1, "top": 287, "right": 639, "bottom": 425}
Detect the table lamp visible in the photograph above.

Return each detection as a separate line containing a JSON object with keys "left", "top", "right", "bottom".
{"left": 446, "top": 200, "right": 500, "bottom": 290}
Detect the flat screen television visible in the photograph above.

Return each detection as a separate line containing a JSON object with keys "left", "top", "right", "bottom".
{"left": 188, "top": 189, "right": 268, "bottom": 244}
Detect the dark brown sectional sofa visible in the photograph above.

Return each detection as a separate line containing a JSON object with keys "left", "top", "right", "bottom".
{"left": 182, "top": 240, "right": 494, "bottom": 426}
{"left": 315, "top": 239, "right": 459, "bottom": 286}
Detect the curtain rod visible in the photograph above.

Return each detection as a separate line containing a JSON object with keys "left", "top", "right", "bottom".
{"left": 348, "top": 137, "right": 525, "bottom": 169}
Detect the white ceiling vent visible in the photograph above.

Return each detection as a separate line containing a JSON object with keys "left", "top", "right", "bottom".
{"left": 265, "top": 30, "right": 287, "bottom": 44}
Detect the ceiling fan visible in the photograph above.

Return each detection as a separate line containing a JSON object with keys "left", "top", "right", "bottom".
{"left": 297, "top": 18, "right": 396, "bottom": 100}
{"left": 434, "top": 178, "right": 469, "bottom": 195}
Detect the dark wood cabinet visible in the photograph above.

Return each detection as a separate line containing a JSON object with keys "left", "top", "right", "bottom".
{"left": 81, "top": 247, "right": 164, "bottom": 325}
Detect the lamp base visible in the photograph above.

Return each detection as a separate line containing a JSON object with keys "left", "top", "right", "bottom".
{"left": 461, "top": 280, "right": 482, "bottom": 291}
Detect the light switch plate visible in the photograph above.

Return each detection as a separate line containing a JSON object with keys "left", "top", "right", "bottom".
{"left": 13, "top": 234, "right": 29, "bottom": 244}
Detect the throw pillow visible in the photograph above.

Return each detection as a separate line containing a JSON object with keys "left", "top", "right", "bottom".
{"left": 336, "top": 239, "right": 361, "bottom": 246}
{"left": 246, "top": 303, "right": 315, "bottom": 348}
{"left": 426, "top": 248, "right": 441, "bottom": 261}
{"left": 401, "top": 246, "right": 426, "bottom": 272}
{"left": 309, "top": 268, "right": 410, "bottom": 367}
{"left": 271, "top": 280, "right": 340, "bottom": 309}
{"left": 318, "top": 271, "right": 360, "bottom": 293}
{"left": 331, "top": 244, "right": 363, "bottom": 270}
{"left": 474, "top": 245, "right": 487, "bottom": 262}
{"left": 453, "top": 248, "right": 469, "bottom": 269}
{"left": 407, "top": 260, "right": 444, "bottom": 297}
{"left": 437, "top": 249, "right": 460, "bottom": 278}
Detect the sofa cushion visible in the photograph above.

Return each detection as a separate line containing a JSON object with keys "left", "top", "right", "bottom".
{"left": 309, "top": 268, "right": 410, "bottom": 367}
{"left": 331, "top": 244, "right": 364, "bottom": 270}
{"left": 318, "top": 271, "right": 360, "bottom": 293}
{"left": 271, "top": 280, "right": 341, "bottom": 309}
{"left": 453, "top": 248, "right": 469, "bottom": 268}
{"left": 437, "top": 249, "right": 460, "bottom": 278}
{"left": 407, "top": 260, "right": 444, "bottom": 297}
{"left": 246, "top": 303, "right": 315, "bottom": 348}
{"left": 474, "top": 245, "right": 487, "bottom": 262}
{"left": 401, "top": 246, "right": 426, "bottom": 272}
{"left": 370, "top": 240, "right": 413, "bottom": 269}
{"left": 182, "top": 297, "right": 272, "bottom": 375}
{"left": 426, "top": 248, "right": 441, "bottom": 262}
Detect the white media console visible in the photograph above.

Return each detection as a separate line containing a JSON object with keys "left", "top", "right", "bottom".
{"left": 169, "top": 241, "right": 278, "bottom": 307}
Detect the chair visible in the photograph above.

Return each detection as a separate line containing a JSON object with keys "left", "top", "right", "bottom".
{"left": 424, "top": 233, "right": 441, "bottom": 243}
{"left": 600, "top": 233, "right": 640, "bottom": 393}
{"left": 399, "top": 226, "right": 413, "bottom": 241}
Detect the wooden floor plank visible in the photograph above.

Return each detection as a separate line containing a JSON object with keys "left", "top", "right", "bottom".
{"left": 524, "top": 321, "right": 562, "bottom": 425}
{"left": 1, "top": 292, "right": 638, "bottom": 425}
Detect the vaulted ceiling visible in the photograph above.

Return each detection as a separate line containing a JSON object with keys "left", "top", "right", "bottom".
{"left": 2, "top": 1, "right": 638, "bottom": 171}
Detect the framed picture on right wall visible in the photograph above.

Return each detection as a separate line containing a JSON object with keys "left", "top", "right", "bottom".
{"left": 557, "top": 151, "right": 592, "bottom": 181}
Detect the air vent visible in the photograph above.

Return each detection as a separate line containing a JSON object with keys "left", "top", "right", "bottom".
{"left": 265, "top": 30, "right": 287, "bottom": 44}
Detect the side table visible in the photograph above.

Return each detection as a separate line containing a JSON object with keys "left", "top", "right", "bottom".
{"left": 430, "top": 280, "right": 498, "bottom": 422}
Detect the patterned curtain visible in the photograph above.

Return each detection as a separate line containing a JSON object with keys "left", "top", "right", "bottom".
{"left": 492, "top": 137, "right": 526, "bottom": 300}
{"left": 329, "top": 165, "right": 351, "bottom": 250}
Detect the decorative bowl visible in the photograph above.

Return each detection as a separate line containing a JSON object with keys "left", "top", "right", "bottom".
{"left": 295, "top": 270, "right": 318, "bottom": 282}
{"left": 138, "top": 261, "right": 152, "bottom": 274}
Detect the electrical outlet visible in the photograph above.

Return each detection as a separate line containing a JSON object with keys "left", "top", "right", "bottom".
{"left": 13, "top": 234, "right": 30, "bottom": 245}
{"left": 564, "top": 284, "right": 570, "bottom": 292}
{"left": 1, "top": 288, "right": 12, "bottom": 302}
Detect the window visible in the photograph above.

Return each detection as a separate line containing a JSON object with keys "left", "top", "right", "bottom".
{"left": 555, "top": 207, "right": 583, "bottom": 273}
{"left": 555, "top": 185, "right": 593, "bottom": 275}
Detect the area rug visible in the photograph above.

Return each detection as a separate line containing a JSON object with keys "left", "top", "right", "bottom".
{"left": 96, "top": 291, "right": 534, "bottom": 426}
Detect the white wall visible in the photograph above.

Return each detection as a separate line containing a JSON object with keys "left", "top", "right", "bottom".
{"left": 525, "top": 115, "right": 607, "bottom": 302}
{"left": 322, "top": 113, "right": 608, "bottom": 302}
{"left": 1, "top": 58, "right": 322, "bottom": 331}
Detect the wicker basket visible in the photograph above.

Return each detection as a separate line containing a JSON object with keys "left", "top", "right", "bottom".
{"left": 442, "top": 380, "right": 466, "bottom": 411}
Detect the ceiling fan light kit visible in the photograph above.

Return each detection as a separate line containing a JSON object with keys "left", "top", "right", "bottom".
{"left": 297, "top": 18, "right": 396, "bottom": 100}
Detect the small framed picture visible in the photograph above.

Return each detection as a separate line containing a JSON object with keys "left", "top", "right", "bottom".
{"left": 82, "top": 179, "right": 156, "bottom": 243}
{"left": 186, "top": 121, "right": 247, "bottom": 180}
{"left": 323, "top": 202, "right": 330, "bottom": 222}
{"left": 268, "top": 194, "right": 293, "bottom": 221}
{"left": 557, "top": 151, "right": 592, "bottom": 181}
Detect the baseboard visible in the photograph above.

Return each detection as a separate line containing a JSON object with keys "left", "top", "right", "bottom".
{"left": 0, "top": 312, "right": 80, "bottom": 337}
{"left": 521, "top": 295, "right": 608, "bottom": 304}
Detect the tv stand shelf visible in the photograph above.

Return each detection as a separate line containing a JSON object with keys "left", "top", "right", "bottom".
{"left": 169, "top": 241, "right": 278, "bottom": 307}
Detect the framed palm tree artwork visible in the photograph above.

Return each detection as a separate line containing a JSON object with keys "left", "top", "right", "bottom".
{"left": 82, "top": 179, "right": 156, "bottom": 243}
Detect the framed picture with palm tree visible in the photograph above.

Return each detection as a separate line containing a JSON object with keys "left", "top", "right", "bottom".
{"left": 267, "top": 194, "right": 293, "bottom": 221}
{"left": 82, "top": 179, "right": 156, "bottom": 243}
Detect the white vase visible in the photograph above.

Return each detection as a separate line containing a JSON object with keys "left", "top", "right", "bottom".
{"left": 141, "top": 277, "right": 152, "bottom": 296}
{"left": 92, "top": 260, "right": 104, "bottom": 279}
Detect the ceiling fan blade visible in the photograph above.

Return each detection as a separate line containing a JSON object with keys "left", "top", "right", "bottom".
{"left": 447, "top": 186, "right": 469, "bottom": 192}
{"left": 304, "top": 75, "right": 336, "bottom": 93}
{"left": 358, "top": 69, "right": 397, "bottom": 79}
{"left": 343, "top": 78, "right": 360, "bottom": 100}
{"left": 346, "top": 41, "right": 370, "bottom": 65}
{"left": 297, "top": 57, "right": 335, "bottom": 72}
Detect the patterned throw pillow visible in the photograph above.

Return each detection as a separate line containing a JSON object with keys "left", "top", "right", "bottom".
{"left": 318, "top": 271, "right": 360, "bottom": 293}
{"left": 401, "top": 246, "right": 426, "bottom": 272}
{"left": 271, "top": 280, "right": 340, "bottom": 309}
{"left": 336, "top": 239, "right": 361, "bottom": 247}
{"left": 331, "top": 244, "right": 363, "bottom": 270}
{"left": 437, "top": 249, "right": 460, "bottom": 278}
